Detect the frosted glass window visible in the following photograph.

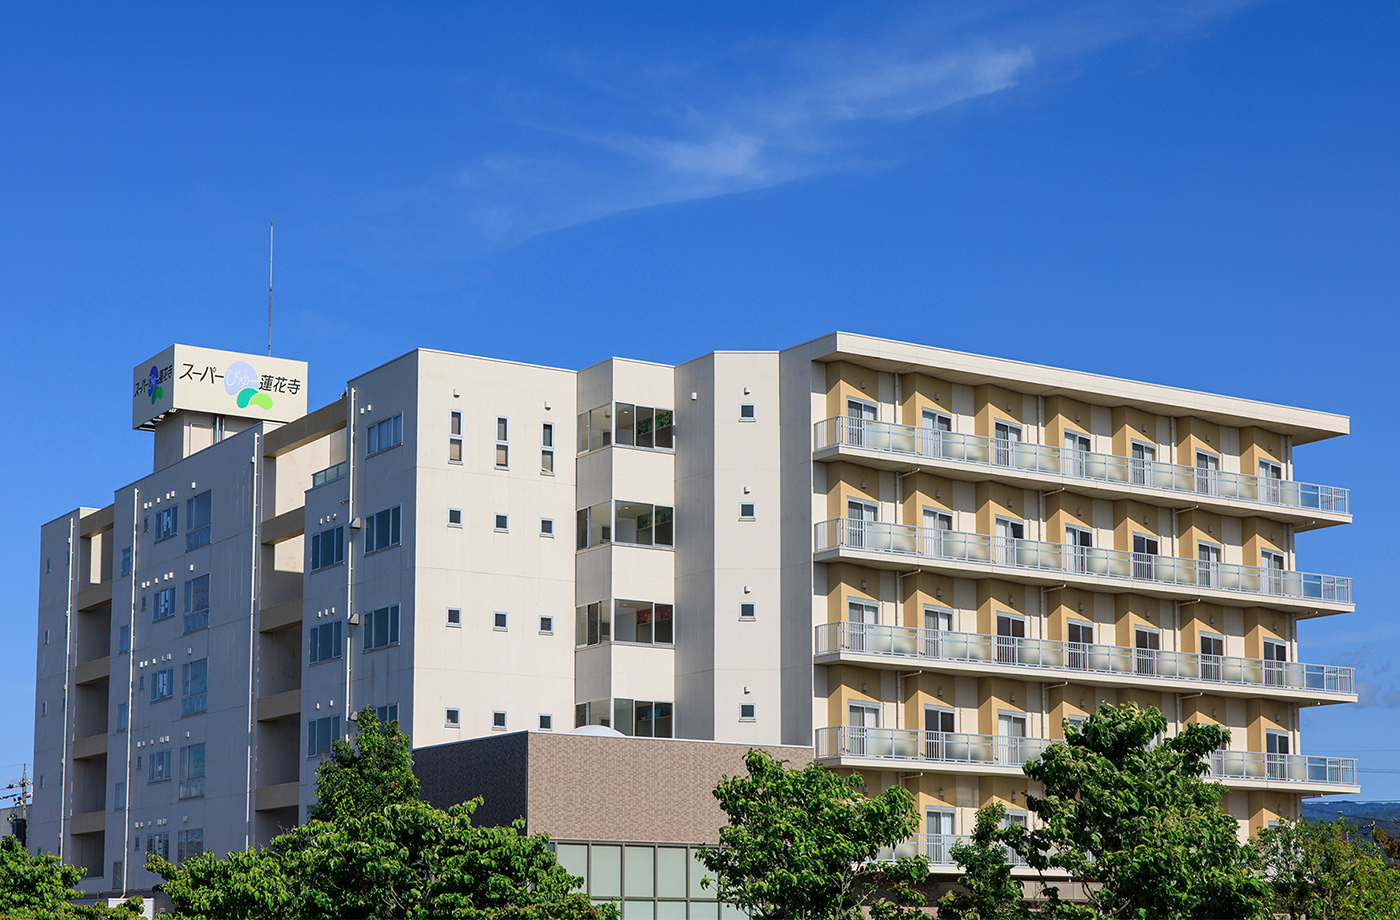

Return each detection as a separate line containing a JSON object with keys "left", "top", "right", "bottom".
{"left": 624, "top": 903, "right": 655, "bottom": 920}
{"left": 624, "top": 846, "right": 654, "bottom": 897}
{"left": 688, "top": 848, "right": 711, "bottom": 899}
{"left": 555, "top": 844, "right": 588, "bottom": 892}
{"left": 590, "top": 845, "right": 621, "bottom": 899}
{"left": 657, "top": 903, "right": 688, "bottom": 920}
{"left": 656, "top": 847, "right": 687, "bottom": 898}
{"left": 691, "top": 902, "right": 720, "bottom": 919}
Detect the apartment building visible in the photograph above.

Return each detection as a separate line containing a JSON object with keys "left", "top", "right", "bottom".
{"left": 32, "top": 334, "right": 1359, "bottom": 905}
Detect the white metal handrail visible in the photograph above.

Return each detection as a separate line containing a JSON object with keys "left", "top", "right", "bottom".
{"left": 815, "top": 622, "right": 1354, "bottom": 694}
{"left": 814, "top": 519, "right": 1352, "bottom": 604}
{"left": 878, "top": 834, "right": 1028, "bottom": 867}
{"left": 814, "top": 417, "right": 1349, "bottom": 515}
{"left": 816, "top": 726, "right": 1359, "bottom": 787}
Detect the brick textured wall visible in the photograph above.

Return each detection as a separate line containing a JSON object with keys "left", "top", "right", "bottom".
{"left": 412, "top": 731, "right": 813, "bottom": 845}
{"left": 526, "top": 733, "right": 811, "bottom": 844}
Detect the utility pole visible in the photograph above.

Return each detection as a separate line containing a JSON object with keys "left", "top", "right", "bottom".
{"left": 5, "top": 764, "right": 30, "bottom": 848}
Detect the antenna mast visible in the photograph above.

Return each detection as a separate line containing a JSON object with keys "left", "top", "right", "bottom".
{"left": 267, "top": 221, "right": 274, "bottom": 356}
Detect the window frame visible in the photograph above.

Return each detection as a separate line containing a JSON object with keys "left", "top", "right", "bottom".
{"left": 446, "top": 607, "right": 462, "bottom": 627}
{"left": 449, "top": 410, "right": 463, "bottom": 464}
{"left": 308, "top": 620, "right": 344, "bottom": 665}
{"left": 740, "top": 703, "right": 756, "bottom": 721}
{"left": 491, "top": 711, "right": 507, "bottom": 731}
{"left": 493, "top": 611, "right": 508, "bottom": 631}
{"left": 310, "top": 525, "right": 346, "bottom": 572}
{"left": 494, "top": 513, "right": 509, "bottom": 532}
{"left": 363, "top": 604, "right": 401, "bottom": 651}
{"left": 740, "top": 602, "right": 756, "bottom": 621}
{"left": 448, "top": 508, "right": 462, "bottom": 527}
{"left": 364, "top": 506, "right": 403, "bottom": 552}
{"left": 150, "top": 667, "right": 175, "bottom": 703}
{"left": 739, "top": 502, "right": 756, "bottom": 520}
{"left": 539, "top": 615, "right": 554, "bottom": 634}
{"left": 445, "top": 708, "right": 461, "bottom": 728}
{"left": 540, "top": 518, "right": 554, "bottom": 537}
{"left": 538, "top": 713, "right": 553, "bottom": 731}
{"left": 495, "top": 416, "right": 510, "bottom": 469}
{"left": 366, "top": 413, "right": 404, "bottom": 458}
{"left": 541, "top": 422, "right": 554, "bottom": 474}
{"left": 153, "top": 505, "right": 179, "bottom": 543}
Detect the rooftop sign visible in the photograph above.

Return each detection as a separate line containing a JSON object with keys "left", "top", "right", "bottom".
{"left": 132, "top": 345, "right": 309, "bottom": 430}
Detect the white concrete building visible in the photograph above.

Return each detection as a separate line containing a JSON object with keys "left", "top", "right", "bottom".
{"left": 32, "top": 334, "right": 1359, "bottom": 905}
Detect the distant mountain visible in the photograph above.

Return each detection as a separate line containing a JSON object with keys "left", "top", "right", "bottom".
{"left": 1302, "top": 801, "right": 1400, "bottom": 851}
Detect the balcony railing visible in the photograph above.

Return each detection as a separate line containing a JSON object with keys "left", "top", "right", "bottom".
{"left": 879, "top": 834, "right": 1027, "bottom": 868}
{"left": 814, "top": 519, "right": 1352, "bottom": 604}
{"left": 817, "top": 727, "right": 1358, "bottom": 787}
{"left": 311, "top": 461, "right": 348, "bottom": 489}
{"left": 816, "top": 726, "right": 1048, "bottom": 766}
{"left": 815, "top": 622, "right": 1355, "bottom": 695}
{"left": 1206, "top": 750, "right": 1357, "bottom": 786}
{"left": 814, "top": 418, "right": 1349, "bottom": 515}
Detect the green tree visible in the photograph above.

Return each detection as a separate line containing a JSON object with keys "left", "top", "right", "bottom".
{"left": 1006, "top": 702, "right": 1271, "bottom": 920}
{"left": 0, "top": 835, "right": 143, "bottom": 919}
{"left": 1374, "top": 825, "right": 1400, "bottom": 865}
{"left": 310, "top": 707, "right": 420, "bottom": 822}
{"left": 149, "top": 708, "right": 614, "bottom": 919}
{"left": 1254, "top": 818, "right": 1400, "bottom": 920}
{"left": 699, "top": 748, "right": 929, "bottom": 920}
{"left": 937, "top": 802, "right": 1028, "bottom": 920}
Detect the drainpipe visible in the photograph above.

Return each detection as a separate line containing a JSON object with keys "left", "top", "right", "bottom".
{"left": 344, "top": 389, "right": 356, "bottom": 736}
{"left": 245, "top": 433, "right": 260, "bottom": 849}
{"left": 120, "top": 487, "right": 139, "bottom": 895}
{"left": 59, "top": 518, "right": 75, "bottom": 860}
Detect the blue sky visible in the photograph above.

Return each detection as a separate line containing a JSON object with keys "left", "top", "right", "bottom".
{"left": 2, "top": 1, "right": 1397, "bottom": 800}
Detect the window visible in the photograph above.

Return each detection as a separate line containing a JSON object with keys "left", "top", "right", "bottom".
{"left": 118, "top": 625, "right": 130, "bottom": 654}
{"left": 181, "top": 659, "right": 208, "bottom": 715}
{"left": 151, "top": 668, "right": 175, "bottom": 702}
{"left": 446, "top": 607, "right": 461, "bottom": 627}
{"left": 739, "top": 503, "right": 755, "bottom": 520}
{"left": 578, "top": 600, "right": 673, "bottom": 646}
{"left": 494, "top": 514, "right": 509, "bottom": 532}
{"left": 449, "top": 411, "right": 463, "bottom": 463}
{"left": 146, "top": 833, "right": 170, "bottom": 861}
{"left": 539, "top": 714, "right": 553, "bottom": 731}
{"left": 364, "top": 506, "right": 402, "bottom": 552}
{"left": 493, "top": 611, "right": 508, "bottom": 631}
{"left": 445, "top": 708, "right": 460, "bottom": 727}
{"left": 739, "top": 403, "right": 756, "bottom": 420}
{"left": 116, "top": 702, "right": 128, "bottom": 731}
{"left": 740, "top": 603, "right": 755, "bottom": 620}
{"left": 579, "top": 403, "right": 673, "bottom": 453}
{"left": 177, "top": 829, "right": 203, "bottom": 865}
{"left": 121, "top": 547, "right": 132, "bottom": 576}
{"left": 539, "top": 615, "right": 554, "bottom": 634}
{"left": 577, "top": 602, "right": 610, "bottom": 646}
{"left": 740, "top": 703, "right": 756, "bottom": 720}
{"left": 308, "top": 715, "right": 341, "bottom": 756}
{"left": 448, "top": 508, "right": 462, "bottom": 527}
{"left": 375, "top": 704, "right": 399, "bottom": 724}
{"left": 363, "top": 604, "right": 400, "bottom": 650}
{"left": 495, "top": 417, "right": 509, "bottom": 468}
{"left": 574, "top": 699, "right": 673, "bottom": 737}
{"left": 148, "top": 749, "right": 172, "bottom": 783}
{"left": 153, "top": 587, "right": 176, "bottom": 622}
{"left": 115, "top": 781, "right": 126, "bottom": 810}
{"left": 140, "top": 596, "right": 147, "bottom": 613}
{"left": 492, "top": 711, "right": 507, "bottom": 730}
{"left": 310, "top": 526, "right": 345, "bottom": 571}
{"left": 615, "top": 501, "right": 673, "bottom": 548}
{"left": 185, "top": 491, "right": 212, "bottom": 550}
{"left": 154, "top": 505, "right": 178, "bottom": 542}
{"left": 179, "top": 743, "right": 205, "bottom": 799}
{"left": 541, "top": 423, "right": 554, "bottom": 474}
{"left": 183, "top": 574, "right": 209, "bottom": 633}
{"left": 366, "top": 413, "right": 403, "bottom": 456}
{"left": 309, "top": 621, "right": 343, "bottom": 664}
{"left": 540, "top": 518, "right": 554, "bottom": 537}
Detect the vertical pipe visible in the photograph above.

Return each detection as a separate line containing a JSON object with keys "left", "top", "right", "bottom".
{"left": 59, "top": 517, "right": 75, "bottom": 860}
{"left": 245, "top": 434, "right": 259, "bottom": 849}
{"left": 120, "top": 487, "right": 139, "bottom": 895}
{"left": 345, "top": 389, "right": 356, "bottom": 736}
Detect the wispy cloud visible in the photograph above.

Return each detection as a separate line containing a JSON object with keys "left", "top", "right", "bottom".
{"left": 443, "top": 1, "right": 1261, "bottom": 247}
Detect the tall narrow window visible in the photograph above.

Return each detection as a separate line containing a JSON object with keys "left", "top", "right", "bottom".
{"left": 183, "top": 574, "right": 210, "bottom": 633}
{"left": 116, "top": 702, "right": 128, "bottom": 731}
{"left": 153, "top": 587, "right": 176, "bottom": 622}
{"left": 449, "top": 411, "right": 463, "bottom": 463}
{"left": 177, "top": 829, "right": 203, "bottom": 865}
{"left": 181, "top": 659, "right": 208, "bottom": 715}
{"left": 541, "top": 423, "right": 554, "bottom": 474}
{"left": 185, "top": 491, "right": 212, "bottom": 550}
{"left": 121, "top": 547, "right": 132, "bottom": 576}
{"left": 179, "top": 744, "right": 205, "bottom": 799}
{"left": 495, "top": 417, "right": 509, "bottom": 468}
{"left": 118, "top": 625, "right": 130, "bottom": 654}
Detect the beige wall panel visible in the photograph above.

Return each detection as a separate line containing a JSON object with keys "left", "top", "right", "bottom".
{"left": 1044, "top": 395, "right": 1095, "bottom": 452}
{"left": 825, "top": 461, "right": 881, "bottom": 521}
{"left": 1111, "top": 405, "right": 1161, "bottom": 457}
{"left": 976, "top": 676, "right": 1028, "bottom": 735}
{"left": 898, "top": 372, "right": 957, "bottom": 428}
{"left": 972, "top": 384, "right": 1030, "bottom": 440}
{"left": 900, "top": 571, "right": 958, "bottom": 628}
{"left": 1112, "top": 594, "right": 1164, "bottom": 647}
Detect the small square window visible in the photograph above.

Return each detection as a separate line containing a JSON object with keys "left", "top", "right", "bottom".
{"left": 539, "top": 714, "right": 553, "bottom": 731}
{"left": 445, "top": 708, "right": 460, "bottom": 727}
{"left": 739, "top": 403, "right": 756, "bottom": 420}
{"left": 492, "top": 711, "right": 507, "bottom": 730}
{"left": 739, "top": 503, "right": 755, "bottom": 520}
{"left": 494, "top": 514, "right": 509, "bottom": 532}
{"left": 448, "top": 508, "right": 462, "bottom": 527}
{"left": 539, "top": 615, "right": 553, "bottom": 634}
{"left": 447, "top": 608, "right": 462, "bottom": 627}
{"left": 740, "top": 703, "right": 756, "bottom": 720}
{"left": 493, "top": 611, "right": 508, "bottom": 630}
{"left": 540, "top": 518, "right": 554, "bottom": 537}
{"left": 740, "top": 603, "right": 756, "bottom": 620}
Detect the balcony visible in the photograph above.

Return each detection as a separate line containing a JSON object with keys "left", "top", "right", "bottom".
{"left": 814, "top": 623, "right": 1356, "bottom": 703}
{"left": 813, "top": 519, "right": 1352, "bottom": 611}
{"left": 311, "top": 460, "right": 347, "bottom": 489}
{"left": 880, "top": 834, "right": 1030, "bottom": 869}
{"left": 814, "top": 727, "right": 1359, "bottom": 792}
{"left": 814, "top": 418, "right": 1350, "bottom": 526}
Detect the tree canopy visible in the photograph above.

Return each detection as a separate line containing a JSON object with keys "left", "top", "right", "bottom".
{"left": 936, "top": 802, "right": 1027, "bottom": 920}
{"left": 0, "top": 834, "right": 143, "bottom": 920}
{"left": 149, "top": 706, "right": 613, "bottom": 919}
{"left": 1255, "top": 818, "right": 1400, "bottom": 920}
{"left": 699, "top": 748, "right": 928, "bottom": 920}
